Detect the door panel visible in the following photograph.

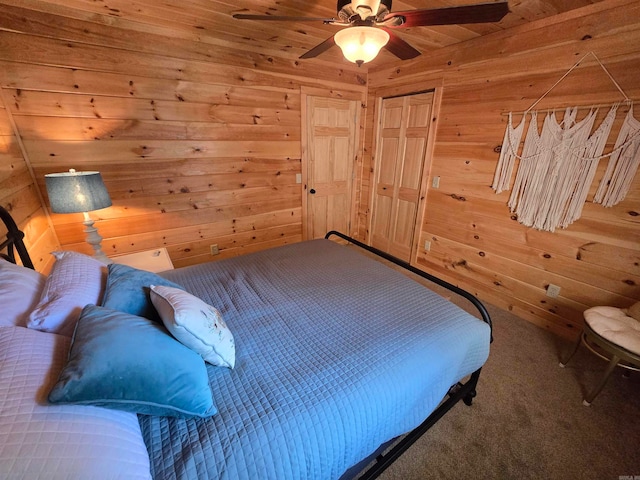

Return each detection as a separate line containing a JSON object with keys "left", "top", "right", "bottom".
{"left": 378, "top": 136, "right": 399, "bottom": 185}
{"left": 303, "top": 96, "right": 360, "bottom": 240}
{"left": 402, "top": 137, "right": 426, "bottom": 190}
{"left": 370, "top": 91, "right": 434, "bottom": 261}
{"left": 371, "top": 193, "right": 392, "bottom": 247}
{"left": 392, "top": 199, "right": 417, "bottom": 260}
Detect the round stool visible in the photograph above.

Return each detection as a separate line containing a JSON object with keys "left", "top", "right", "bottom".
{"left": 560, "top": 306, "right": 640, "bottom": 406}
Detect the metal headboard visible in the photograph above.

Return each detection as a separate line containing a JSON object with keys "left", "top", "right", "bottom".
{"left": 0, "top": 205, "right": 35, "bottom": 269}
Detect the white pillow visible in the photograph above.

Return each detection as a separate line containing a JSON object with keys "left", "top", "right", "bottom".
{"left": 0, "top": 259, "right": 45, "bottom": 327}
{"left": 27, "top": 251, "right": 107, "bottom": 336}
{"left": 0, "top": 326, "right": 152, "bottom": 479}
{"left": 150, "top": 285, "right": 236, "bottom": 368}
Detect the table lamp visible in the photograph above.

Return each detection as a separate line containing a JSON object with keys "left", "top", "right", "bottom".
{"left": 45, "top": 169, "right": 112, "bottom": 263}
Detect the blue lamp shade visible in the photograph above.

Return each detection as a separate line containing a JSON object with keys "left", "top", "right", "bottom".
{"left": 45, "top": 170, "right": 112, "bottom": 214}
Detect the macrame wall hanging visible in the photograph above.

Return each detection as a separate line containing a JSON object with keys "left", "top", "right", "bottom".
{"left": 492, "top": 52, "right": 640, "bottom": 232}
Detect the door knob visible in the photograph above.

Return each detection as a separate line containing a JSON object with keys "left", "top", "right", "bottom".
{"left": 309, "top": 188, "right": 316, "bottom": 194}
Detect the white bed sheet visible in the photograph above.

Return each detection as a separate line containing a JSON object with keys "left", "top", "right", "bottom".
{"left": 0, "top": 326, "right": 151, "bottom": 480}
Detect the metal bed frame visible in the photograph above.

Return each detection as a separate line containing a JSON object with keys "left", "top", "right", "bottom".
{"left": 325, "top": 231, "right": 492, "bottom": 480}
{"left": 0, "top": 207, "right": 491, "bottom": 479}
{"left": 0, "top": 206, "right": 34, "bottom": 269}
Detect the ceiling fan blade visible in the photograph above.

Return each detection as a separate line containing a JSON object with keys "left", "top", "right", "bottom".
{"left": 233, "top": 14, "right": 337, "bottom": 22}
{"left": 299, "top": 36, "right": 337, "bottom": 59}
{"left": 381, "top": 28, "right": 421, "bottom": 60}
{"left": 385, "top": 2, "right": 509, "bottom": 28}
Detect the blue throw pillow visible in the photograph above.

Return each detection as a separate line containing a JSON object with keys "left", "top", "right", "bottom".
{"left": 48, "top": 304, "right": 216, "bottom": 418}
{"left": 102, "top": 263, "right": 183, "bottom": 321}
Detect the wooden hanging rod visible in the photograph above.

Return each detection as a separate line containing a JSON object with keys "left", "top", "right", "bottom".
{"left": 500, "top": 100, "right": 637, "bottom": 117}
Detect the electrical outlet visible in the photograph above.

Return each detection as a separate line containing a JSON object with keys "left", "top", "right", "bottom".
{"left": 296, "top": 173, "right": 302, "bottom": 184}
{"left": 424, "top": 240, "right": 431, "bottom": 252}
{"left": 210, "top": 244, "right": 219, "bottom": 256}
{"left": 432, "top": 176, "right": 440, "bottom": 188}
{"left": 546, "top": 284, "right": 561, "bottom": 298}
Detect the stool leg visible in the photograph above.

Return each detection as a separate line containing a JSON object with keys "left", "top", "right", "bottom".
{"left": 583, "top": 354, "right": 620, "bottom": 406}
{"left": 560, "top": 331, "right": 583, "bottom": 367}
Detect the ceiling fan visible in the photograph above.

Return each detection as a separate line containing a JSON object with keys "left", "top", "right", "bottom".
{"left": 233, "top": 1, "right": 510, "bottom": 65}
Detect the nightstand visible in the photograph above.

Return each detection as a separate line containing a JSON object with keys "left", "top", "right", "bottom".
{"left": 110, "top": 248, "right": 174, "bottom": 273}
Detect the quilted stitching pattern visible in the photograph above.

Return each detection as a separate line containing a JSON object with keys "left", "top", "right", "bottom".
{"left": 0, "top": 326, "right": 152, "bottom": 479}
{"left": 27, "top": 251, "right": 107, "bottom": 336}
{"left": 141, "top": 239, "right": 490, "bottom": 480}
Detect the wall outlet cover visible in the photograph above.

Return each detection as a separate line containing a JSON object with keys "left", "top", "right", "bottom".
{"left": 546, "top": 284, "right": 561, "bottom": 298}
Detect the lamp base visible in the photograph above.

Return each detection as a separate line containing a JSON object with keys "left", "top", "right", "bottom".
{"left": 82, "top": 215, "right": 111, "bottom": 264}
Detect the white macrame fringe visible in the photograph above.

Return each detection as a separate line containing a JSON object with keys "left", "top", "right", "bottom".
{"left": 491, "top": 112, "right": 525, "bottom": 194}
{"left": 492, "top": 104, "right": 639, "bottom": 232}
{"left": 593, "top": 106, "right": 640, "bottom": 207}
{"left": 492, "top": 52, "right": 640, "bottom": 231}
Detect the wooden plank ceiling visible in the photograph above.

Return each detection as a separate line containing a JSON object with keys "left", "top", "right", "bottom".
{"left": 10, "top": 0, "right": 608, "bottom": 67}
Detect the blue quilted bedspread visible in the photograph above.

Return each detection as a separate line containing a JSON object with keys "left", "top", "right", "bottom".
{"left": 140, "top": 239, "right": 490, "bottom": 480}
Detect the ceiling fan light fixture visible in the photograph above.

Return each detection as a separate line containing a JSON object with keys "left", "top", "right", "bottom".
{"left": 350, "top": 0, "right": 382, "bottom": 19}
{"left": 334, "top": 26, "right": 390, "bottom": 65}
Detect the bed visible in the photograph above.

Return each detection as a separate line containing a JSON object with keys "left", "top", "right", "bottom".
{"left": 0, "top": 205, "right": 491, "bottom": 480}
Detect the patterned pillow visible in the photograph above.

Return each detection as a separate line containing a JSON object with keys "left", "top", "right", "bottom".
{"left": 150, "top": 285, "right": 235, "bottom": 368}
{"left": 27, "top": 251, "right": 107, "bottom": 336}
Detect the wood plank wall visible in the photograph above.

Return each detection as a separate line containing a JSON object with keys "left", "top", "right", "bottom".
{"left": 0, "top": 88, "right": 59, "bottom": 272}
{"left": 361, "top": 0, "right": 640, "bottom": 339}
{"left": 1, "top": 0, "right": 636, "bottom": 340}
{"left": 0, "top": 1, "right": 366, "bottom": 269}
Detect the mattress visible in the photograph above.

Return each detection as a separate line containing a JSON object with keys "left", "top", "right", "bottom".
{"left": 141, "top": 239, "right": 490, "bottom": 480}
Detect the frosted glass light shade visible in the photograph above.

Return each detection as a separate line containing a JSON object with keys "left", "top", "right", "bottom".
{"left": 334, "top": 26, "right": 390, "bottom": 65}
{"left": 45, "top": 170, "right": 112, "bottom": 214}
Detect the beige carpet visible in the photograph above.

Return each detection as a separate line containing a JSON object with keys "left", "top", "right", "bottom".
{"left": 375, "top": 298, "right": 640, "bottom": 480}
